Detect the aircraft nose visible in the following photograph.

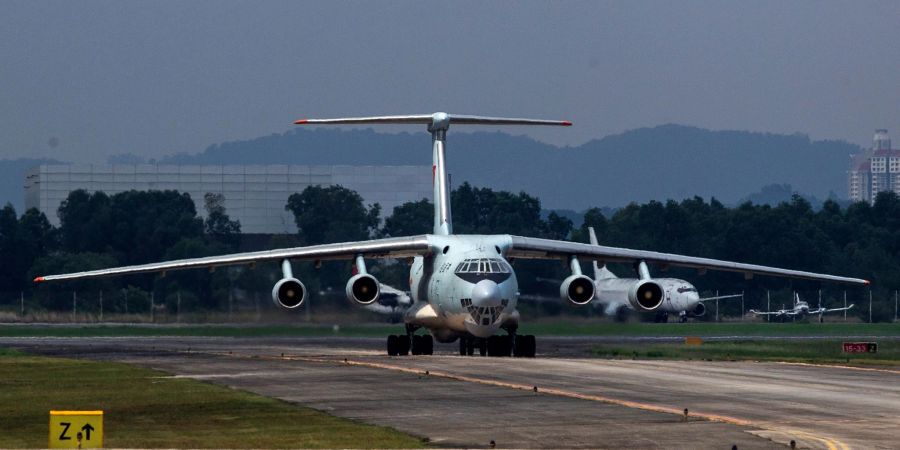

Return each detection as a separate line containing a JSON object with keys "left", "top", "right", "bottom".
{"left": 471, "top": 279, "right": 502, "bottom": 307}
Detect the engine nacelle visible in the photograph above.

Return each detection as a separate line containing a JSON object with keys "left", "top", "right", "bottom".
{"left": 346, "top": 273, "right": 380, "bottom": 305}
{"left": 689, "top": 302, "right": 706, "bottom": 317}
{"left": 272, "top": 277, "right": 307, "bottom": 309}
{"left": 560, "top": 274, "right": 595, "bottom": 305}
{"left": 627, "top": 280, "right": 664, "bottom": 311}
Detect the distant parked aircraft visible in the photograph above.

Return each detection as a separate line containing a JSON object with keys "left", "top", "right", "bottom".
{"left": 587, "top": 227, "right": 743, "bottom": 323}
{"left": 750, "top": 293, "right": 854, "bottom": 322}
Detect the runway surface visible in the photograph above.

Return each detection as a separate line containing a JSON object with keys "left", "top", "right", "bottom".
{"left": 3, "top": 336, "right": 897, "bottom": 449}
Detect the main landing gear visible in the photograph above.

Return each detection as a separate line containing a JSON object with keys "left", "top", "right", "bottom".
{"left": 386, "top": 324, "right": 433, "bottom": 356}
{"left": 458, "top": 334, "right": 536, "bottom": 358}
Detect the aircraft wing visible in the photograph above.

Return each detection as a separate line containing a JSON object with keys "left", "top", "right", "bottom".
{"left": 34, "top": 235, "right": 431, "bottom": 283}
{"left": 749, "top": 309, "right": 783, "bottom": 316}
{"left": 823, "top": 304, "right": 855, "bottom": 313}
{"left": 699, "top": 293, "right": 744, "bottom": 302}
{"left": 506, "top": 236, "right": 869, "bottom": 285}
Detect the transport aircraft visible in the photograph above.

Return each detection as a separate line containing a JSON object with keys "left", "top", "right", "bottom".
{"left": 587, "top": 227, "right": 744, "bottom": 323}
{"left": 750, "top": 293, "right": 854, "bottom": 322}
{"left": 34, "top": 112, "right": 869, "bottom": 357}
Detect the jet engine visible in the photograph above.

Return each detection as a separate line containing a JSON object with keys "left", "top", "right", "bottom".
{"left": 272, "top": 277, "right": 307, "bottom": 309}
{"left": 346, "top": 273, "right": 380, "bottom": 305}
{"left": 689, "top": 302, "right": 706, "bottom": 317}
{"left": 627, "top": 280, "right": 664, "bottom": 311}
{"left": 560, "top": 274, "right": 595, "bottom": 305}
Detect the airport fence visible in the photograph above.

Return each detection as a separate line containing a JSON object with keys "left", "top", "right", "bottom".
{"left": 0, "top": 286, "right": 380, "bottom": 324}
{"left": 0, "top": 287, "right": 897, "bottom": 324}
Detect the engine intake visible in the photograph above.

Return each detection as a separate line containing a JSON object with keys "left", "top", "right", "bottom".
{"left": 346, "top": 273, "right": 380, "bottom": 305}
{"left": 272, "top": 277, "right": 306, "bottom": 309}
{"left": 690, "top": 302, "right": 706, "bottom": 317}
{"left": 628, "top": 280, "right": 664, "bottom": 311}
{"left": 561, "top": 274, "right": 595, "bottom": 305}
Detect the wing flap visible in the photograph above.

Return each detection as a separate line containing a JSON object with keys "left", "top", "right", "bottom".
{"left": 36, "top": 235, "right": 431, "bottom": 283}
{"left": 507, "top": 236, "right": 869, "bottom": 285}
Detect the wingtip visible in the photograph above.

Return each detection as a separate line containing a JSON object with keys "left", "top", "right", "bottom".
{"left": 293, "top": 119, "right": 309, "bottom": 125}
{"left": 864, "top": 279, "right": 871, "bottom": 285}
{"left": 562, "top": 121, "right": 573, "bottom": 126}
{"left": 33, "top": 276, "right": 44, "bottom": 283}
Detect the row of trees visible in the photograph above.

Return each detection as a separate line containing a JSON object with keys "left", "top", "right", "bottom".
{"left": 0, "top": 183, "right": 897, "bottom": 321}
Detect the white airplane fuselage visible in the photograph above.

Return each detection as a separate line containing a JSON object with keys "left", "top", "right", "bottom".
{"left": 594, "top": 277, "right": 702, "bottom": 317}
{"left": 405, "top": 234, "right": 520, "bottom": 342}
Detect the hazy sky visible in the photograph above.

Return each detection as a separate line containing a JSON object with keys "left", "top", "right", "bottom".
{"left": 2, "top": 1, "right": 898, "bottom": 162}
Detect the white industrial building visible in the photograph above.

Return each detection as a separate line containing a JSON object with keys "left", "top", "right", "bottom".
{"left": 25, "top": 164, "right": 432, "bottom": 234}
{"left": 848, "top": 129, "right": 900, "bottom": 204}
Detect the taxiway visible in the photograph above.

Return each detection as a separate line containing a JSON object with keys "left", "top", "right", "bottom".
{"left": 2, "top": 336, "right": 896, "bottom": 449}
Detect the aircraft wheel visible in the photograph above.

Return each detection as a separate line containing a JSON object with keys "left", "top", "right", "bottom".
{"left": 397, "top": 334, "right": 410, "bottom": 356}
{"left": 501, "top": 335, "right": 512, "bottom": 356}
{"left": 411, "top": 335, "right": 422, "bottom": 355}
{"left": 459, "top": 337, "right": 468, "bottom": 356}
{"left": 486, "top": 336, "right": 497, "bottom": 357}
{"left": 478, "top": 338, "right": 487, "bottom": 356}
{"left": 387, "top": 335, "right": 398, "bottom": 356}
{"left": 524, "top": 335, "right": 536, "bottom": 357}
{"left": 467, "top": 338, "right": 475, "bottom": 356}
{"left": 513, "top": 335, "right": 525, "bottom": 357}
{"left": 424, "top": 335, "right": 434, "bottom": 355}
{"left": 679, "top": 315, "right": 688, "bottom": 323}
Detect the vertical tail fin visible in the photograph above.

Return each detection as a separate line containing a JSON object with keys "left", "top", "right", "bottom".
{"left": 295, "top": 113, "right": 571, "bottom": 236}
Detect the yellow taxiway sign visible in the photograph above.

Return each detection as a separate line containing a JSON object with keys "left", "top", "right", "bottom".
{"left": 49, "top": 410, "right": 103, "bottom": 448}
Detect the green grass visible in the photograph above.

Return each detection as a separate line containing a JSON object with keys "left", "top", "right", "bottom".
{"left": 590, "top": 339, "right": 900, "bottom": 367}
{"left": 519, "top": 321, "right": 900, "bottom": 337}
{"left": 1, "top": 321, "right": 898, "bottom": 338}
{"left": 0, "top": 323, "right": 400, "bottom": 338}
{"left": 0, "top": 350, "right": 425, "bottom": 448}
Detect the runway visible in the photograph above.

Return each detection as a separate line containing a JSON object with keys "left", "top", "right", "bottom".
{"left": 3, "top": 336, "right": 897, "bottom": 449}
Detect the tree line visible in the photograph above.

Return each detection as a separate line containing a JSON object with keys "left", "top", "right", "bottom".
{"left": 0, "top": 183, "right": 896, "bottom": 321}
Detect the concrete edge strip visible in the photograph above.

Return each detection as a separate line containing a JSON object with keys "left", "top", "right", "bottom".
{"left": 775, "top": 361, "right": 900, "bottom": 375}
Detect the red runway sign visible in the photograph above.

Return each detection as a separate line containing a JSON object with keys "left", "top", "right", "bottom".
{"left": 842, "top": 342, "right": 877, "bottom": 353}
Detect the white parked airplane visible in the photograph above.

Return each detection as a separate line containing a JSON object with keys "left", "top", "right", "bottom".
{"left": 34, "top": 112, "right": 869, "bottom": 358}
{"left": 363, "top": 283, "right": 412, "bottom": 316}
{"left": 750, "top": 293, "right": 854, "bottom": 322}
{"left": 587, "top": 227, "right": 743, "bottom": 323}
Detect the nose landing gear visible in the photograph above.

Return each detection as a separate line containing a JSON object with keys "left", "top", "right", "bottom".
{"left": 457, "top": 334, "right": 536, "bottom": 357}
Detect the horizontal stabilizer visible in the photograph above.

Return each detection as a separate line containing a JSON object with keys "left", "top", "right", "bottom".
{"left": 295, "top": 112, "right": 571, "bottom": 128}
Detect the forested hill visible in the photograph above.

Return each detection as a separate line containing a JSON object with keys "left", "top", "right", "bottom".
{"left": 0, "top": 125, "right": 861, "bottom": 212}
{"left": 160, "top": 124, "right": 860, "bottom": 210}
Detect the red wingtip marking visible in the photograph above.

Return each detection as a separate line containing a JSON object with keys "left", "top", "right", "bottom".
{"left": 294, "top": 119, "right": 309, "bottom": 125}
{"left": 562, "top": 121, "right": 573, "bottom": 126}
{"left": 33, "top": 276, "right": 44, "bottom": 283}
{"left": 864, "top": 280, "right": 871, "bottom": 285}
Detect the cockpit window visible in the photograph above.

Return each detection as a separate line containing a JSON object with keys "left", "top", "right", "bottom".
{"left": 455, "top": 258, "right": 510, "bottom": 274}
{"left": 677, "top": 286, "right": 697, "bottom": 293}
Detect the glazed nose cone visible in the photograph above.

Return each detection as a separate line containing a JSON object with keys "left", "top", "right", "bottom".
{"left": 471, "top": 279, "right": 502, "bottom": 307}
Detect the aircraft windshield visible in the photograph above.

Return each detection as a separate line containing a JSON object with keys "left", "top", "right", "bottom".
{"left": 455, "top": 258, "right": 511, "bottom": 274}
{"left": 454, "top": 258, "right": 513, "bottom": 284}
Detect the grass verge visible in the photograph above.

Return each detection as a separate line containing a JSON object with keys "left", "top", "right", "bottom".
{"left": 590, "top": 339, "right": 900, "bottom": 367}
{"left": 0, "top": 348, "right": 425, "bottom": 448}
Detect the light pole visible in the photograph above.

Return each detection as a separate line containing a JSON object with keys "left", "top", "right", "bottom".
{"left": 715, "top": 290, "right": 719, "bottom": 322}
